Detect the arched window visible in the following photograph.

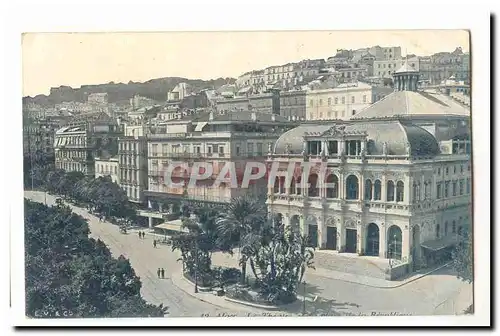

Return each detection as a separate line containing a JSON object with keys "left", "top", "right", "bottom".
{"left": 290, "top": 177, "right": 296, "bottom": 194}
{"left": 444, "top": 221, "right": 448, "bottom": 235}
{"left": 413, "top": 182, "right": 421, "bottom": 202}
{"left": 364, "top": 179, "right": 372, "bottom": 201}
{"left": 387, "top": 225, "right": 402, "bottom": 260}
{"left": 326, "top": 174, "right": 338, "bottom": 198}
{"left": 279, "top": 176, "right": 286, "bottom": 194}
{"left": 396, "top": 181, "right": 404, "bottom": 202}
{"left": 273, "top": 177, "right": 280, "bottom": 194}
{"left": 346, "top": 175, "right": 359, "bottom": 200}
{"left": 387, "top": 181, "right": 395, "bottom": 202}
{"left": 308, "top": 173, "right": 319, "bottom": 197}
{"left": 436, "top": 224, "right": 441, "bottom": 239}
{"left": 374, "top": 180, "right": 382, "bottom": 200}
{"left": 296, "top": 176, "right": 302, "bottom": 195}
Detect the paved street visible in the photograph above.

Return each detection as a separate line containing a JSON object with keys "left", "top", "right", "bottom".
{"left": 25, "top": 191, "right": 472, "bottom": 317}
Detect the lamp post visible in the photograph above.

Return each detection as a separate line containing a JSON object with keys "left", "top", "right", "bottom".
{"left": 302, "top": 280, "right": 307, "bottom": 316}
{"left": 194, "top": 240, "right": 199, "bottom": 293}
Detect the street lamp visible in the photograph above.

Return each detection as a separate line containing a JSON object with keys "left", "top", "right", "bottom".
{"left": 194, "top": 240, "right": 199, "bottom": 293}
{"left": 302, "top": 280, "right": 307, "bottom": 316}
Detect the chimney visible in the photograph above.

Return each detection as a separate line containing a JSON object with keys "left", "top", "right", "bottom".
{"left": 209, "top": 111, "right": 214, "bottom": 120}
{"left": 251, "top": 112, "right": 257, "bottom": 121}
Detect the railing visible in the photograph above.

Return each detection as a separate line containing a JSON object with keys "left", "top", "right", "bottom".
{"left": 270, "top": 152, "right": 470, "bottom": 163}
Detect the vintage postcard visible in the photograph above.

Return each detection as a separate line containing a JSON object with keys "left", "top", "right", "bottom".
{"left": 15, "top": 27, "right": 485, "bottom": 327}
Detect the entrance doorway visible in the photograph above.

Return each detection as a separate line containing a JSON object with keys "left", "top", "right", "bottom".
{"left": 326, "top": 227, "right": 337, "bottom": 250}
{"left": 366, "top": 223, "right": 380, "bottom": 256}
{"left": 307, "top": 225, "right": 318, "bottom": 248}
{"left": 345, "top": 229, "right": 357, "bottom": 253}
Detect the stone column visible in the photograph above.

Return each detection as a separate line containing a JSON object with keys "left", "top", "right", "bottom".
{"left": 299, "top": 215, "right": 305, "bottom": 235}
{"left": 338, "top": 215, "right": 346, "bottom": 252}
{"left": 381, "top": 174, "right": 387, "bottom": 202}
{"left": 357, "top": 222, "right": 365, "bottom": 255}
{"left": 355, "top": 141, "right": 359, "bottom": 156}
{"left": 318, "top": 217, "right": 327, "bottom": 249}
{"left": 148, "top": 199, "right": 152, "bottom": 209}
{"left": 323, "top": 140, "right": 329, "bottom": 156}
{"left": 359, "top": 174, "right": 364, "bottom": 201}
{"left": 339, "top": 170, "right": 345, "bottom": 199}
{"left": 402, "top": 225, "right": 410, "bottom": 261}
{"left": 379, "top": 223, "right": 387, "bottom": 258}
{"left": 148, "top": 217, "right": 153, "bottom": 229}
{"left": 159, "top": 203, "right": 163, "bottom": 213}
{"left": 404, "top": 174, "right": 410, "bottom": 205}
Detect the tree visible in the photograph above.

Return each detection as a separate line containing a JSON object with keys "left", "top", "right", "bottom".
{"left": 24, "top": 199, "right": 167, "bottom": 318}
{"left": 215, "top": 196, "right": 267, "bottom": 285}
{"left": 171, "top": 215, "right": 216, "bottom": 282}
{"left": 46, "top": 169, "right": 66, "bottom": 194}
{"left": 452, "top": 231, "right": 473, "bottom": 283}
{"left": 247, "top": 224, "right": 315, "bottom": 303}
{"left": 60, "top": 171, "right": 85, "bottom": 198}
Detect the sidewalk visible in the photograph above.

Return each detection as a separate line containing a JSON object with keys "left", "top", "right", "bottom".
{"left": 210, "top": 251, "right": 450, "bottom": 289}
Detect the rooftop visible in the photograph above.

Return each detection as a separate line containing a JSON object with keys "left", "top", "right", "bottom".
{"left": 395, "top": 63, "right": 418, "bottom": 74}
{"left": 352, "top": 90, "right": 470, "bottom": 119}
{"left": 273, "top": 119, "right": 440, "bottom": 156}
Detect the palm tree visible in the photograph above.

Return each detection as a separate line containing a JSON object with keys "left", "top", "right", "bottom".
{"left": 215, "top": 196, "right": 267, "bottom": 285}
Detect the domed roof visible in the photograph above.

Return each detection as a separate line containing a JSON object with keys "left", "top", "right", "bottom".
{"left": 394, "top": 62, "right": 418, "bottom": 74}
{"left": 273, "top": 124, "right": 332, "bottom": 154}
{"left": 273, "top": 120, "right": 440, "bottom": 156}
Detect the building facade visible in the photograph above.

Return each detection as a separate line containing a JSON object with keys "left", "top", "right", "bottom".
{"left": 95, "top": 157, "right": 120, "bottom": 183}
{"left": 168, "top": 82, "right": 193, "bottom": 102}
{"left": 279, "top": 90, "right": 307, "bottom": 119}
{"left": 266, "top": 67, "right": 471, "bottom": 277}
{"left": 23, "top": 116, "right": 61, "bottom": 156}
{"left": 216, "top": 91, "right": 281, "bottom": 115}
{"left": 54, "top": 113, "right": 122, "bottom": 176}
{"left": 118, "top": 125, "right": 149, "bottom": 204}
{"left": 139, "top": 111, "right": 296, "bottom": 228}
{"left": 374, "top": 57, "right": 420, "bottom": 78}
{"left": 305, "top": 82, "right": 392, "bottom": 121}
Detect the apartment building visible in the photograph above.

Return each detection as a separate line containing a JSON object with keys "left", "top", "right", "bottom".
{"left": 305, "top": 82, "right": 392, "bottom": 121}
{"left": 54, "top": 112, "right": 122, "bottom": 176}
{"left": 374, "top": 57, "right": 420, "bottom": 78}
{"left": 95, "top": 157, "right": 120, "bottom": 184}
{"left": 139, "top": 110, "right": 296, "bottom": 228}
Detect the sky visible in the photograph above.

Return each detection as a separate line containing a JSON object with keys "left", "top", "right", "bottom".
{"left": 22, "top": 30, "right": 469, "bottom": 97}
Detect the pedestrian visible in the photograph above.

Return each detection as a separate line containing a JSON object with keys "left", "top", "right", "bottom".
{"left": 141, "top": 231, "right": 145, "bottom": 239}
{"left": 157, "top": 268, "right": 161, "bottom": 278}
{"left": 153, "top": 239, "right": 157, "bottom": 248}
{"left": 161, "top": 268, "right": 165, "bottom": 279}
{"left": 138, "top": 231, "right": 141, "bottom": 239}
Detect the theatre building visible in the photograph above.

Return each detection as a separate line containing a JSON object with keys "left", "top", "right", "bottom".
{"left": 266, "top": 64, "right": 471, "bottom": 276}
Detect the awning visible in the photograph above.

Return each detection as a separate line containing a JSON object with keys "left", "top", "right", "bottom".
{"left": 421, "top": 234, "right": 461, "bottom": 252}
{"left": 237, "top": 86, "right": 252, "bottom": 94}
{"left": 155, "top": 219, "right": 188, "bottom": 233}
{"left": 194, "top": 121, "right": 208, "bottom": 132}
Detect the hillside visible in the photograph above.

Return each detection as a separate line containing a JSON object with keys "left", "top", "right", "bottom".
{"left": 23, "top": 77, "right": 236, "bottom": 106}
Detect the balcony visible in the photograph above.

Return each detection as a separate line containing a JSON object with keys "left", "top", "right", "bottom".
{"left": 363, "top": 201, "right": 410, "bottom": 215}
{"left": 138, "top": 210, "right": 165, "bottom": 219}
